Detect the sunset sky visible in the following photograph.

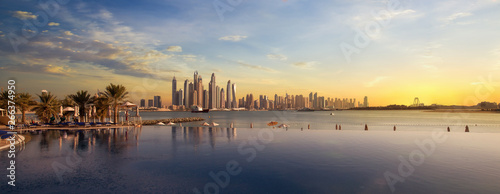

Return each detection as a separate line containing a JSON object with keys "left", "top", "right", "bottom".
{"left": 0, "top": 0, "right": 499, "bottom": 106}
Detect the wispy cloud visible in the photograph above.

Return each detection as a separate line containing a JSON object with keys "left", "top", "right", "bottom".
{"left": 219, "top": 35, "right": 248, "bottom": 42}
{"left": 11, "top": 11, "right": 37, "bottom": 20}
{"left": 267, "top": 54, "right": 288, "bottom": 61}
{"left": 364, "top": 76, "right": 388, "bottom": 87}
{"left": 238, "top": 61, "right": 276, "bottom": 72}
{"left": 167, "top": 46, "right": 182, "bottom": 52}
{"left": 292, "top": 61, "right": 318, "bottom": 69}
{"left": 48, "top": 22, "right": 60, "bottom": 26}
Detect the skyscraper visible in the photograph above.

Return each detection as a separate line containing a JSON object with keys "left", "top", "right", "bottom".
{"left": 197, "top": 75, "right": 203, "bottom": 106}
{"left": 172, "top": 76, "right": 177, "bottom": 105}
{"left": 209, "top": 73, "right": 216, "bottom": 109}
{"left": 184, "top": 79, "right": 189, "bottom": 107}
{"left": 148, "top": 99, "right": 154, "bottom": 108}
{"left": 140, "top": 99, "right": 145, "bottom": 108}
{"left": 216, "top": 85, "right": 220, "bottom": 109}
{"left": 220, "top": 88, "right": 225, "bottom": 109}
{"left": 364, "top": 96, "right": 368, "bottom": 107}
{"left": 226, "top": 80, "right": 232, "bottom": 109}
{"left": 178, "top": 89, "right": 184, "bottom": 106}
{"left": 232, "top": 83, "right": 236, "bottom": 108}
{"left": 154, "top": 96, "right": 162, "bottom": 108}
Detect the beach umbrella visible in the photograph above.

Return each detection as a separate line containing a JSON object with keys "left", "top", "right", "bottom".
{"left": 267, "top": 121, "right": 278, "bottom": 126}
{"left": 63, "top": 107, "right": 75, "bottom": 112}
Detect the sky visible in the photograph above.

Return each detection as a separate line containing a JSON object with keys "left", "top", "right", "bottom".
{"left": 0, "top": 0, "right": 499, "bottom": 106}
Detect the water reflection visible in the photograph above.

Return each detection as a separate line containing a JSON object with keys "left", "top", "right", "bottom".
{"left": 172, "top": 126, "right": 237, "bottom": 151}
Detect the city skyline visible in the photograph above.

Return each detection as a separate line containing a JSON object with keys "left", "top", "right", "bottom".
{"left": 1, "top": 0, "right": 499, "bottom": 106}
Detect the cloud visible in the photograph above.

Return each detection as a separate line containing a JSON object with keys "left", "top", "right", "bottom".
{"left": 219, "top": 35, "right": 248, "bottom": 42}
{"left": 422, "top": 64, "right": 439, "bottom": 73}
{"left": 12, "top": 11, "right": 37, "bottom": 20}
{"left": 446, "top": 12, "right": 472, "bottom": 22}
{"left": 364, "top": 76, "right": 388, "bottom": 87}
{"left": 167, "top": 46, "right": 182, "bottom": 52}
{"left": 63, "top": 31, "right": 74, "bottom": 36}
{"left": 48, "top": 22, "right": 60, "bottom": 26}
{"left": 267, "top": 54, "right": 288, "bottom": 61}
{"left": 238, "top": 61, "right": 276, "bottom": 72}
{"left": 292, "top": 61, "right": 318, "bottom": 69}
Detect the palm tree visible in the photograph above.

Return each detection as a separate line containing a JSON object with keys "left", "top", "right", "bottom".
{"left": 32, "top": 92, "right": 60, "bottom": 123}
{"left": 60, "top": 95, "right": 75, "bottom": 119}
{"left": 69, "top": 90, "right": 94, "bottom": 122}
{"left": 15, "top": 92, "right": 36, "bottom": 124}
{"left": 100, "top": 83, "right": 128, "bottom": 124}
{"left": 94, "top": 95, "right": 111, "bottom": 122}
{"left": 0, "top": 91, "right": 10, "bottom": 110}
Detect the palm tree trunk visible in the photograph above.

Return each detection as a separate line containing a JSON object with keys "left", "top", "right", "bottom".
{"left": 114, "top": 105, "right": 118, "bottom": 124}
{"left": 21, "top": 111, "right": 26, "bottom": 124}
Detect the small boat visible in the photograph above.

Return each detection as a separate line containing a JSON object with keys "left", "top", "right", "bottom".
{"left": 157, "top": 122, "right": 165, "bottom": 125}
{"left": 191, "top": 106, "right": 210, "bottom": 113}
{"left": 166, "top": 122, "right": 175, "bottom": 126}
{"left": 267, "top": 121, "right": 278, "bottom": 126}
{"left": 278, "top": 124, "right": 289, "bottom": 128}
{"left": 298, "top": 108, "right": 314, "bottom": 112}
{"left": 211, "top": 122, "right": 219, "bottom": 126}
{"left": 330, "top": 113, "right": 335, "bottom": 115}
{"left": 201, "top": 122, "right": 210, "bottom": 126}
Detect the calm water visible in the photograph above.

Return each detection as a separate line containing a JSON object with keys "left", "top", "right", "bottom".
{"left": 1, "top": 111, "right": 500, "bottom": 193}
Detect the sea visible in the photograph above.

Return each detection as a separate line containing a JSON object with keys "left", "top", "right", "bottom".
{"left": 1, "top": 110, "right": 499, "bottom": 193}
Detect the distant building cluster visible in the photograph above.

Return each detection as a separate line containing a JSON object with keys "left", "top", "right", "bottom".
{"left": 169, "top": 71, "right": 236, "bottom": 111}
{"left": 140, "top": 96, "right": 162, "bottom": 109}
{"left": 236, "top": 93, "right": 367, "bottom": 110}
{"left": 165, "top": 71, "right": 368, "bottom": 111}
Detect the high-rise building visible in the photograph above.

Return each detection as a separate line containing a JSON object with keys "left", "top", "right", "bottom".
{"left": 193, "top": 90, "right": 197, "bottom": 107}
{"left": 178, "top": 89, "right": 184, "bottom": 106}
{"left": 197, "top": 76, "right": 203, "bottom": 106}
{"left": 193, "top": 71, "right": 198, "bottom": 92}
{"left": 364, "top": 96, "right": 368, "bottom": 107}
{"left": 209, "top": 73, "right": 216, "bottom": 109}
{"left": 232, "top": 83, "right": 236, "bottom": 108}
{"left": 203, "top": 90, "right": 209, "bottom": 109}
{"left": 313, "top": 92, "right": 318, "bottom": 109}
{"left": 148, "top": 99, "right": 154, "bottom": 108}
{"left": 226, "top": 80, "right": 232, "bottom": 109}
{"left": 189, "top": 82, "right": 194, "bottom": 106}
{"left": 220, "top": 88, "right": 225, "bottom": 109}
{"left": 184, "top": 80, "right": 189, "bottom": 107}
{"left": 172, "top": 76, "right": 177, "bottom": 105}
{"left": 140, "top": 99, "right": 146, "bottom": 108}
{"left": 216, "top": 86, "right": 220, "bottom": 109}
{"left": 154, "top": 96, "right": 162, "bottom": 108}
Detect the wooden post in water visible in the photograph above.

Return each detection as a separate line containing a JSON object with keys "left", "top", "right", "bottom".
{"left": 393, "top": 125, "right": 396, "bottom": 131}
{"left": 250, "top": 123, "right": 253, "bottom": 128}
{"left": 465, "top": 125, "right": 469, "bottom": 132}
{"left": 447, "top": 127, "right": 450, "bottom": 132}
{"left": 339, "top": 125, "right": 341, "bottom": 130}
{"left": 364, "top": 124, "right": 368, "bottom": 131}
{"left": 308, "top": 124, "right": 310, "bottom": 129}
{"left": 336, "top": 124, "right": 338, "bottom": 130}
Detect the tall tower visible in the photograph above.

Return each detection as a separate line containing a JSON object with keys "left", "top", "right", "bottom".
{"left": 193, "top": 71, "right": 198, "bottom": 91}
{"left": 197, "top": 76, "right": 203, "bottom": 106}
{"left": 364, "top": 96, "right": 368, "bottom": 107}
{"left": 172, "top": 76, "right": 177, "bottom": 105}
{"left": 226, "top": 80, "right": 232, "bottom": 109}
{"left": 178, "top": 89, "right": 183, "bottom": 106}
{"left": 184, "top": 79, "right": 189, "bottom": 107}
{"left": 209, "top": 73, "right": 216, "bottom": 109}
{"left": 232, "top": 83, "right": 236, "bottom": 108}
{"left": 220, "top": 88, "right": 225, "bottom": 109}
{"left": 216, "top": 85, "right": 220, "bottom": 109}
